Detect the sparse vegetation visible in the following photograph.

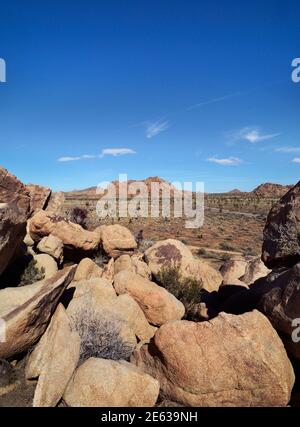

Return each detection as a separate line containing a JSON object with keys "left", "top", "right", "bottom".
{"left": 71, "top": 306, "right": 134, "bottom": 365}
{"left": 138, "top": 238, "right": 156, "bottom": 253}
{"left": 92, "top": 248, "right": 110, "bottom": 267}
{"left": 157, "top": 264, "right": 203, "bottom": 320}
{"left": 18, "top": 259, "right": 45, "bottom": 286}
{"left": 71, "top": 207, "right": 88, "bottom": 229}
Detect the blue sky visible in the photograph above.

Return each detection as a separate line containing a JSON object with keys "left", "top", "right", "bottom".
{"left": 0, "top": 0, "right": 299, "bottom": 192}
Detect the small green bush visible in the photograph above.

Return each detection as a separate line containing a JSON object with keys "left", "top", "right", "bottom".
{"left": 157, "top": 264, "right": 203, "bottom": 320}
{"left": 71, "top": 306, "right": 134, "bottom": 365}
{"left": 18, "top": 259, "right": 45, "bottom": 286}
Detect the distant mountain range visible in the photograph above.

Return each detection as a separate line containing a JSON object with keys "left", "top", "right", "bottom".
{"left": 65, "top": 178, "right": 294, "bottom": 198}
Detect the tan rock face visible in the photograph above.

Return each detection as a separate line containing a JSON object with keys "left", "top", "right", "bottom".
{"left": 145, "top": 239, "right": 222, "bottom": 292}
{"left": 131, "top": 254, "right": 152, "bottom": 279}
{"left": 258, "top": 263, "right": 300, "bottom": 360}
{"left": 0, "top": 265, "right": 76, "bottom": 359}
{"left": 114, "top": 254, "right": 134, "bottom": 275}
{"left": 26, "top": 304, "right": 80, "bottom": 407}
{"left": 29, "top": 210, "right": 100, "bottom": 252}
{"left": 64, "top": 358, "right": 159, "bottom": 407}
{"left": 67, "top": 277, "right": 155, "bottom": 344}
{"left": 220, "top": 257, "right": 248, "bottom": 285}
{"left": 193, "top": 259, "right": 223, "bottom": 292}
{"left": 99, "top": 224, "right": 137, "bottom": 258}
{"left": 262, "top": 182, "right": 300, "bottom": 269}
{"left": 33, "top": 253, "right": 58, "bottom": 279}
{"left": 26, "top": 184, "right": 51, "bottom": 213}
{"left": 113, "top": 270, "right": 185, "bottom": 326}
{"left": 45, "top": 191, "right": 65, "bottom": 216}
{"left": 37, "top": 234, "right": 63, "bottom": 261}
{"left": 114, "top": 254, "right": 151, "bottom": 279}
{"left": 102, "top": 257, "right": 114, "bottom": 282}
{"left": 0, "top": 281, "right": 45, "bottom": 317}
{"left": 0, "top": 167, "right": 31, "bottom": 275}
{"left": 241, "top": 256, "right": 271, "bottom": 285}
{"left": 73, "top": 258, "right": 103, "bottom": 281}
{"left": 133, "top": 311, "right": 295, "bottom": 407}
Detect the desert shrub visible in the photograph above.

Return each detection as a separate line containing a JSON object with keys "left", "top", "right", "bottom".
{"left": 243, "top": 247, "right": 256, "bottom": 257}
{"left": 18, "top": 259, "right": 45, "bottom": 286}
{"left": 157, "top": 264, "right": 203, "bottom": 320}
{"left": 219, "top": 242, "right": 235, "bottom": 251}
{"left": 71, "top": 306, "right": 134, "bottom": 365}
{"left": 197, "top": 248, "right": 206, "bottom": 256}
{"left": 92, "top": 247, "right": 110, "bottom": 267}
{"left": 71, "top": 207, "right": 88, "bottom": 229}
{"left": 138, "top": 238, "right": 156, "bottom": 253}
{"left": 220, "top": 253, "right": 231, "bottom": 262}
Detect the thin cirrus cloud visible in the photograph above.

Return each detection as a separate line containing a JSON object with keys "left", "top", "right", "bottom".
{"left": 99, "top": 148, "right": 136, "bottom": 157}
{"left": 207, "top": 156, "right": 242, "bottom": 166}
{"left": 57, "top": 149, "right": 136, "bottom": 162}
{"left": 145, "top": 120, "right": 169, "bottom": 139}
{"left": 292, "top": 157, "right": 300, "bottom": 163}
{"left": 233, "top": 127, "right": 280, "bottom": 143}
{"left": 275, "top": 146, "right": 300, "bottom": 153}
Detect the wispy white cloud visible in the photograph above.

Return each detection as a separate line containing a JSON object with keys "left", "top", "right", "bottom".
{"left": 207, "top": 156, "right": 242, "bottom": 166}
{"left": 58, "top": 149, "right": 135, "bottom": 162}
{"left": 57, "top": 156, "right": 82, "bottom": 162}
{"left": 82, "top": 154, "right": 97, "bottom": 159}
{"left": 99, "top": 148, "right": 136, "bottom": 158}
{"left": 146, "top": 120, "right": 169, "bottom": 139}
{"left": 275, "top": 146, "right": 300, "bottom": 153}
{"left": 292, "top": 157, "right": 300, "bottom": 163}
{"left": 232, "top": 127, "right": 280, "bottom": 143}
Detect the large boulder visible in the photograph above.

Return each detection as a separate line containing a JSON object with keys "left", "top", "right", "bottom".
{"left": 258, "top": 263, "right": 300, "bottom": 360}
{"left": 45, "top": 191, "right": 65, "bottom": 216}
{"left": 97, "top": 224, "right": 137, "bottom": 258}
{"left": 64, "top": 358, "right": 159, "bottom": 407}
{"left": 240, "top": 256, "right": 271, "bottom": 285}
{"left": 145, "top": 239, "right": 222, "bottom": 292}
{"left": 29, "top": 210, "right": 100, "bottom": 252}
{"left": 0, "top": 167, "right": 31, "bottom": 275}
{"left": 26, "top": 184, "right": 51, "bottom": 213}
{"left": 37, "top": 234, "right": 63, "bottom": 262}
{"left": 73, "top": 258, "right": 103, "bottom": 281}
{"left": 114, "top": 270, "right": 185, "bottom": 326}
{"left": 26, "top": 304, "right": 80, "bottom": 407}
{"left": 133, "top": 311, "right": 295, "bottom": 407}
{"left": 114, "top": 254, "right": 151, "bottom": 279}
{"left": 262, "top": 182, "right": 300, "bottom": 269}
{"left": 33, "top": 253, "right": 58, "bottom": 279}
{"left": 67, "top": 277, "right": 155, "bottom": 345}
{"left": 0, "top": 265, "right": 76, "bottom": 359}
{"left": 220, "top": 257, "right": 247, "bottom": 285}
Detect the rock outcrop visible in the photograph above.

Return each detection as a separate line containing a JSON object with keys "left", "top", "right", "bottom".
{"left": 114, "top": 270, "right": 185, "bottom": 326}
{"left": 145, "top": 239, "right": 222, "bottom": 292}
{"left": 0, "top": 167, "right": 31, "bottom": 275}
{"left": 258, "top": 263, "right": 300, "bottom": 360}
{"left": 37, "top": 235, "right": 63, "bottom": 262}
{"left": 96, "top": 224, "right": 137, "bottom": 258}
{"left": 26, "top": 184, "right": 51, "bottom": 213}
{"left": 26, "top": 304, "right": 80, "bottom": 407}
{"left": 262, "top": 182, "right": 300, "bottom": 269}
{"left": 29, "top": 210, "right": 100, "bottom": 252}
{"left": 133, "top": 311, "right": 295, "bottom": 407}
{"left": 64, "top": 358, "right": 159, "bottom": 407}
{"left": 0, "top": 266, "right": 76, "bottom": 359}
